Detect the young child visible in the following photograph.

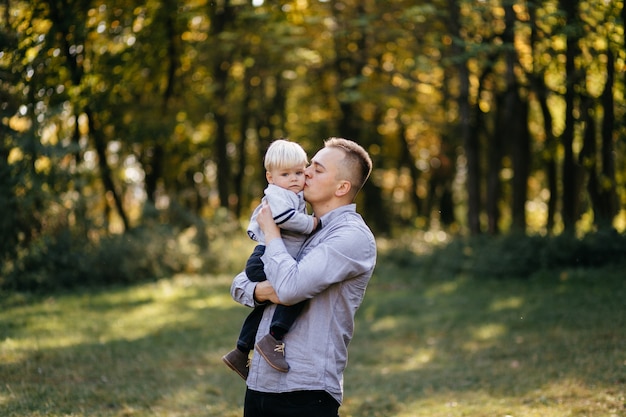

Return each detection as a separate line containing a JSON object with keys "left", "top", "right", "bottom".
{"left": 222, "top": 139, "right": 318, "bottom": 380}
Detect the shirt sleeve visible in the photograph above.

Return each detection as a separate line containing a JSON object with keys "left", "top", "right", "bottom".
{"left": 230, "top": 271, "right": 259, "bottom": 308}
{"left": 265, "top": 185, "right": 315, "bottom": 235}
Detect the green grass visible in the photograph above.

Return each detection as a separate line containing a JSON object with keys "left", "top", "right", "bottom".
{"left": 1, "top": 250, "right": 624, "bottom": 416}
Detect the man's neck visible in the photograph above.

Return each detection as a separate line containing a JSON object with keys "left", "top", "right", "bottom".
{"left": 311, "top": 200, "right": 349, "bottom": 218}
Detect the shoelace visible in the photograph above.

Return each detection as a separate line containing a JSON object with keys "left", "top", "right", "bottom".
{"left": 274, "top": 343, "right": 286, "bottom": 356}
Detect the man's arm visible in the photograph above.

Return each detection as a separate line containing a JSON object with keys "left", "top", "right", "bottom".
{"left": 247, "top": 202, "right": 283, "bottom": 303}
{"left": 230, "top": 202, "right": 297, "bottom": 307}
{"left": 258, "top": 204, "right": 377, "bottom": 306}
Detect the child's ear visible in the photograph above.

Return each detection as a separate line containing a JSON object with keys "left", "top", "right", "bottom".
{"left": 266, "top": 171, "right": 273, "bottom": 184}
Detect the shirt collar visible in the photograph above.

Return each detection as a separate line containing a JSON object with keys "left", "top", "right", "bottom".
{"left": 316, "top": 204, "right": 357, "bottom": 228}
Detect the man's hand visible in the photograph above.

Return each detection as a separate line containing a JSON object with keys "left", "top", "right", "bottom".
{"left": 254, "top": 280, "right": 282, "bottom": 304}
{"left": 257, "top": 202, "right": 281, "bottom": 243}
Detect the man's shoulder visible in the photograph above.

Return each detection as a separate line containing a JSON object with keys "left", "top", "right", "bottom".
{"left": 324, "top": 208, "right": 374, "bottom": 241}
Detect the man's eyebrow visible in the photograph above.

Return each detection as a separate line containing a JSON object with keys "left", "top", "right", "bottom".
{"left": 310, "top": 160, "right": 325, "bottom": 170}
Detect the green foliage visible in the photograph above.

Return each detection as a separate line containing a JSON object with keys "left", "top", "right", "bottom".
{"left": 91, "top": 225, "right": 189, "bottom": 284}
{"left": 2, "top": 224, "right": 194, "bottom": 292}
{"left": 3, "top": 229, "right": 90, "bottom": 292}
{"left": 389, "top": 230, "right": 626, "bottom": 279}
{"left": 542, "top": 229, "right": 626, "bottom": 269}
{"left": 0, "top": 155, "right": 20, "bottom": 262}
{"left": 0, "top": 203, "right": 254, "bottom": 293}
{"left": 0, "top": 129, "right": 52, "bottom": 265}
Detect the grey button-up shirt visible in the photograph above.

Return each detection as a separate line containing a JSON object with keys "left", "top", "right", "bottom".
{"left": 230, "top": 203, "right": 377, "bottom": 404}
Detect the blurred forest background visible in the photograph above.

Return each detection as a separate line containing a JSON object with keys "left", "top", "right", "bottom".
{"left": 1, "top": 0, "right": 625, "bottom": 291}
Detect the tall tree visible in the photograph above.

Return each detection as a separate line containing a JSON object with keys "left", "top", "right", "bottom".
{"left": 446, "top": 0, "right": 481, "bottom": 234}
{"left": 527, "top": 0, "right": 559, "bottom": 234}
{"left": 208, "top": 0, "right": 236, "bottom": 210}
{"left": 45, "top": 0, "right": 131, "bottom": 230}
{"left": 503, "top": 3, "right": 530, "bottom": 233}
{"left": 326, "top": 0, "right": 388, "bottom": 232}
{"left": 560, "top": 0, "right": 582, "bottom": 233}
{"left": 584, "top": 47, "right": 618, "bottom": 228}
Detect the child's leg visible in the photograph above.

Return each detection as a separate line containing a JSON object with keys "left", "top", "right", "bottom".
{"left": 254, "top": 302, "right": 308, "bottom": 373}
{"left": 237, "top": 305, "right": 265, "bottom": 353}
{"left": 269, "top": 300, "right": 308, "bottom": 340}
{"left": 245, "top": 245, "right": 267, "bottom": 282}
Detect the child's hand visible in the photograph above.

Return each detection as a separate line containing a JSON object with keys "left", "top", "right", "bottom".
{"left": 254, "top": 280, "right": 281, "bottom": 304}
{"left": 257, "top": 202, "right": 281, "bottom": 243}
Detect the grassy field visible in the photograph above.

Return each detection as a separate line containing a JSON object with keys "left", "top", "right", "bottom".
{"left": 1, "top": 245, "right": 624, "bottom": 416}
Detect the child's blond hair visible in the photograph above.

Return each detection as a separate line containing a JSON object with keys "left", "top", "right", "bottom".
{"left": 263, "top": 139, "right": 308, "bottom": 171}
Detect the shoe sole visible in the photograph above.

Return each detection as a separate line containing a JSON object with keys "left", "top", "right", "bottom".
{"left": 222, "top": 355, "right": 248, "bottom": 381}
{"left": 254, "top": 343, "right": 290, "bottom": 373}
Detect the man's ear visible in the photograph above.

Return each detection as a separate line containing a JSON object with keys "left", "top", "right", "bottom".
{"left": 335, "top": 180, "right": 352, "bottom": 197}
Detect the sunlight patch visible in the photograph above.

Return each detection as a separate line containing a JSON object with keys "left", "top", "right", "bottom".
{"left": 0, "top": 339, "right": 27, "bottom": 364}
{"left": 404, "top": 348, "right": 435, "bottom": 370}
{"left": 189, "top": 294, "right": 236, "bottom": 310}
{"left": 425, "top": 279, "right": 462, "bottom": 297}
{"left": 491, "top": 296, "right": 524, "bottom": 311}
{"left": 370, "top": 316, "right": 400, "bottom": 332}
{"left": 473, "top": 323, "right": 506, "bottom": 340}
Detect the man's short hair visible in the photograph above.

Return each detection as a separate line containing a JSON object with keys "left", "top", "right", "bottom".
{"left": 324, "top": 137, "right": 373, "bottom": 197}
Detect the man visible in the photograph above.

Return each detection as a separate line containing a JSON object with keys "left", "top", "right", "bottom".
{"left": 229, "top": 137, "right": 377, "bottom": 417}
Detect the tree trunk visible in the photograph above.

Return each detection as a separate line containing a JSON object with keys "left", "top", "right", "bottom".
{"left": 487, "top": 101, "right": 503, "bottom": 235}
{"left": 560, "top": 0, "right": 580, "bottom": 233}
{"left": 623, "top": 0, "right": 626, "bottom": 95}
{"left": 511, "top": 96, "right": 530, "bottom": 233}
{"left": 398, "top": 124, "right": 422, "bottom": 218}
{"left": 209, "top": 1, "right": 235, "bottom": 210}
{"left": 528, "top": 2, "right": 557, "bottom": 234}
{"left": 447, "top": 0, "right": 480, "bottom": 234}
{"left": 234, "top": 81, "right": 250, "bottom": 220}
{"left": 597, "top": 48, "right": 618, "bottom": 226}
{"left": 48, "top": 0, "right": 89, "bottom": 232}
{"left": 329, "top": 2, "right": 388, "bottom": 234}
{"left": 536, "top": 93, "right": 558, "bottom": 234}
{"left": 501, "top": 3, "right": 529, "bottom": 233}
{"left": 145, "top": 0, "right": 178, "bottom": 205}
{"left": 85, "top": 107, "right": 130, "bottom": 232}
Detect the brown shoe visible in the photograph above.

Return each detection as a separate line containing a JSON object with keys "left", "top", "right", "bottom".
{"left": 255, "top": 334, "right": 289, "bottom": 372}
{"left": 222, "top": 349, "right": 249, "bottom": 380}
